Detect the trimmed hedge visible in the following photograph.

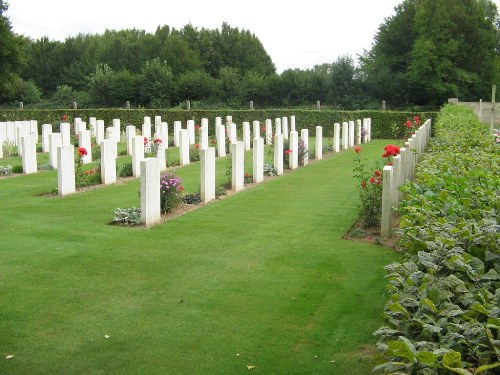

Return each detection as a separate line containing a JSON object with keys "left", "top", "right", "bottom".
{"left": 0, "top": 108, "right": 436, "bottom": 139}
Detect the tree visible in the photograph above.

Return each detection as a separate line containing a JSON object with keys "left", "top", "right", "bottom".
{"left": 87, "top": 64, "right": 115, "bottom": 106}
{"left": 0, "top": 0, "right": 26, "bottom": 102}
{"left": 174, "top": 70, "right": 214, "bottom": 104}
{"left": 137, "top": 58, "right": 174, "bottom": 107}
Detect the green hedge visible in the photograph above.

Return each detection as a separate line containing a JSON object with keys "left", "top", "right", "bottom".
{"left": 0, "top": 108, "right": 436, "bottom": 139}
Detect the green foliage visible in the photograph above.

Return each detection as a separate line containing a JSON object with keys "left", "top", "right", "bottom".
{"left": 116, "top": 162, "right": 133, "bottom": 177}
{"left": 112, "top": 207, "right": 142, "bottom": 226}
{"left": 374, "top": 104, "right": 500, "bottom": 374}
{"left": 182, "top": 193, "right": 201, "bottom": 205}
{"left": 160, "top": 172, "right": 183, "bottom": 213}
{"left": 0, "top": 164, "right": 12, "bottom": 175}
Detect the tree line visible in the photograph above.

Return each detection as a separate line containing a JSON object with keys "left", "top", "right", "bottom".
{"left": 0, "top": 0, "right": 499, "bottom": 109}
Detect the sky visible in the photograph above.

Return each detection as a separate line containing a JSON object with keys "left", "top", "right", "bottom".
{"left": 1, "top": 0, "right": 459, "bottom": 73}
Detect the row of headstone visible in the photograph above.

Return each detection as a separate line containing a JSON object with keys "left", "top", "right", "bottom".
{"left": 381, "top": 119, "right": 432, "bottom": 238}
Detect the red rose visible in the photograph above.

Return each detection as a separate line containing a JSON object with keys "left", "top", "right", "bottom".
{"left": 195, "top": 144, "right": 199, "bottom": 149}
{"left": 354, "top": 146, "right": 361, "bottom": 154}
{"left": 405, "top": 120, "right": 413, "bottom": 128}
{"left": 78, "top": 147, "right": 87, "bottom": 157}
{"left": 374, "top": 170, "right": 381, "bottom": 177}
{"left": 144, "top": 137, "right": 148, "bottom": 145}
{"left": 361, "top": 181, "right": 367, "bottom": 188}
{"left": 154, "top": 138, "right": 162, "bottom": 144}
{"left": 62, "top": 114, "right": 68, "bottom": 121}
{"left": 370, "top": 176, "right": 376, "bottom": 184}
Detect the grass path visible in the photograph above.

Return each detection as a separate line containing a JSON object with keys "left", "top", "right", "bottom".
{"left": 0, "top": 140, "right": 399, "bottom": 374}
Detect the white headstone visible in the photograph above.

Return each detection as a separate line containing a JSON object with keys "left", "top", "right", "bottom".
{"left": 265, "top": 119, "right": 273, "bottom": 145}
{"left": 392, "top": 154, "right": 402, "bottom": 206}
{"left": 289, "top": 130, "right": 299, "bottom": 170}
{"left": 315, "top": 126, "right": 323, "bottom": 160}
{"left": 231, "top": 141, "right": 244, "bottom": 192}
{"left": 21, "top": 135, "right": 37, "bottom": 174}
{"left": 200, "top": 125, "right": 209, "bottom": 150}
{"left": 142, "top": 122, "right": 151, "bottom": 142}
{"left": 6, "top": 121, "right": 15, "bottom": 143}
{"left": 253, "top": 137, "right": 264, "bottom": 183}
{"left": 79, "top": 130, "right": 92, "bottom": 164}
{"left": 60, "top": 122, "right": 71, "bottom": 145}
{"left": 179, "top": 129, "right": 190, "bottom": 166}
{"left": 201, "top": 118, "right": 208, "bottom": 131}
{"left": 381, "top": 165, "right": 394, "bottom": 239}
{"left": 290, "top": 115, "right": 296, "bottom": 132}
{"left": 154, "top": 132, "right": 167, "bottom": 171}
{"left": 274, "top": 134, "right": 284, "bottom": 176}
{"left": 100, "top": 139, "right": 117, "bottom": 185}
{"left": 126, "top": 125, "right": 136, "bottom": 155}
{"left": 29, "top": 120, "right": 38, "bottom": 139}
{"left": 141, "top": 158, "right": 161, "bottom": 227}
{"left": 158, "top": 122, "right": 168, "bottom": 149}
{"left": 0, "top": 126, "right": 4, "bottom": 158}
{"left": 228, "top": 123, "right": 237, "bottom": 144}
{"left": 242, "top": 122, "right": 251, "bottom": 151}
{"left": 132, "top": 136, "right": 145, "bottom": 177}
{"left": 300, "top": 129, "right": 309, "bottom": 166}
{"left": 349, "top": 121, "right": 355, "bottom": 148}
{"left": 356, "top": 119, "right": 362, "bottom": 145}
{"left": 282, "top": 117, "right": 289, "bottom": 139}
{"left": 154, "top": 116, "right": 162, "bottom": 129}
{"left": 252, "top": 120, "right": 260, "bottom": 140}
{"left": 144, "top": 116, "right": 151, "bottom": 126}
{"left": 187, "top": 120, "right": 195, "bottom": 145}
{"left": 96, "top": 120, "right": 104, "bottom": 144}
{"left": 334, "top": 123, "right": 340, "bottom": 152}
{"left": 89, "top": 117, "right": 97, "bottom": 137}
{"left": 49, "top": 133, "right": 62, "bottom": 169}
{"left": 173, "top": 121, "right": 181, "bottom": 147}
{"left": 215, "top": 117, "right": 222, "bottom": 127}
{"left": 275, "top": 118, "right": 282, "bottom": 135}
{"left": 342, "top": 122, "right": 349, "bottom": 150}
{"left": 42, "top": 124, "right": 52, "bottom": 153}
{"left": 112, "top": 119, "right": 121, "bottom": 141}
{"left": 215, "top": 124, "right": 226, "bottom": 157}
{"left": 57, "top": 144, "right": 75, "bottom": 196}
{"left": 200, "top": 147, "right": 216, "bottom": 203}
{"left": 225, "top": 116, "right": 232, "bottom": 125}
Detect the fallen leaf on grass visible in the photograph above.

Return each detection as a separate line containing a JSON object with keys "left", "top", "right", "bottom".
{"left": 5, "top": 355, "right": 14, "bottom": 359}
{"left": 246, "top": 365, "right": 256, "bottom": 370}
{"left": 236, "top": 353, "right": 240, "bottom": 357}
{"left": 104, "top": 335, "right": 111, "bottom": 339}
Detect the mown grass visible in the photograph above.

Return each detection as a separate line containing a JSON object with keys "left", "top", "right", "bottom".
{"left": 0, "top": 139, "right": 399, "bottom": 374}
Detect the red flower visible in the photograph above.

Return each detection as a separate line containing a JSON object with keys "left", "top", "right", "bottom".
{"left": 261, "top": 127, "right": 266, "bottom": 132}
{"left": 405, "top": 120, "right": 413, "bottom": 128}
{"left": 414, "top": 116, "right": 421, "bottom": 126}
{"left": 361, "top": 181, "right": 367, "bottom": 188}
{"left": 84, "top": 171, "right": 89, "bottom": 175}
{"left": 195, "top": 143, "right": 199, "bottom": 149}
{"left": 144, "top": 137, "right": 149, "bottom": 145}
{"left": 376, "top": 178, "right": 382, "bottom": 185}
{"left": 78, "top": 147, "right": 87, "bottom": 157}
{"left": 369, "top": 176, "right": 376, "bottom": 184}
{"left": 154, "top": 138, "right": 162, "bottom": 144}
{"left": 284, "top": 149, "right": 292, "bottom": 154}
{"left": 387, "top": 162, "right": 393, "bottom": 166}
{"left": 383, "top": 144, "right": 400, "bottom": 157}
{"left": 374, "top": 170, "right": 381, "bottom": 177}
{"left": 244, "top": 172, "right": 251, "bottom": 177}
{"left": 89, "top": 169, "right": 94, "bottom": 174}
{"left": 354, "top": 146, "right": 361, "bottom": 154}
{"left": 179, "top": 186, "right": 185, "bottom": 191}
{"left": 62, "top": 114, "right": 68, "bottom": 121}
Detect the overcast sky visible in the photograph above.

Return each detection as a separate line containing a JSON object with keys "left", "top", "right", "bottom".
{"left": 4, "top": 0, "right": 473, "bottom": 73}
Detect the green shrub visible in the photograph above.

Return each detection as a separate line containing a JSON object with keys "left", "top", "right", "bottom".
{"left": 0, "top": 165, "right": 12, "bottom": 175}
{"left": 112, "top": 207, "right": 142, "bottom": 226}
{"left": 116, "top": 163, "right": 133, "bottom": 177}
{"left": 160, "top": 172, "right": 183, "bottom": 213}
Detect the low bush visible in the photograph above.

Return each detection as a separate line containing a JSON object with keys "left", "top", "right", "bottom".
{"left": 112, "top": 207, "right": 142, "bottom": 226}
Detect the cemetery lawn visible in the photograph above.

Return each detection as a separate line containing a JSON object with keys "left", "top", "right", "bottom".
{"left": 0, "top": 140, "right": 399, "bottom": 374}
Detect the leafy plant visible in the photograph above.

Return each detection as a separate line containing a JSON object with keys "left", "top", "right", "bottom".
{"left": 160, "top": 172, "right": 184, "bottom": 213}
{"left": 116, "top": 162, "right": 133, "bottom": 177}
{"left": 112, "top": 207, "right": 142, "bottom": 226}
{"left": 0, "top": 165, "right": 12, "bottom": 175}
{"left": 263, "top": 162, "right": 278, "bottom": 176}
{"left": 75, "top": 147, "right": 101, "bottom": 188}
{"left": 182, "top": 193, "right": 201, "bottom": 205}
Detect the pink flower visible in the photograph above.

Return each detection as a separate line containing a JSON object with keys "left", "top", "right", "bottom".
{"left": 144, "top": 137, "right": 149, "bottom": 145}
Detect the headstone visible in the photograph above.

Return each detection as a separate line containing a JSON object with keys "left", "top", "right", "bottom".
{"left": 141, "top": 158, "right": 161, "bottom": 227}
{"left": 6, "top": 121, "right": 15, "bottom": 143}
{"left": 282, "top": 117, "right": 289, "bottom": 140}
{"left": 49, "top": 133, "right": 62, "bottom": 169}
{"left": 342, "top": 122, "right": 349, "bottom": 150}
{"left": 112, "top": 119, "right": 121, "bottom": 141}
{"left": 367, "top": 118, "right": 372, "bottom": 142}
{"left": 300, "top": 129, "right": 309, "bottom": 165}
{"left": 315, "top": 126, "right": 323, "bottom": 160}
{"left": 95, "top": 120, "right": 104, "bottom": 144}
{"left": 72, "top": 101, "right": 77, "bottom": 109}
{"left": 242, "top": 122, "right": 251, "bottom": 151}
{"left": 142, "top": 122, "right": 152, "bottom": 142}
{"left": 225, "top": 116, "right": 232, "bottom": 125}
{"left": 215, "top": 117, "right": 222, "bottom": 128}
{"left": 19, "top": 101, "right": 23, "bottom": 109}
{"left": 186, "top": 100, "right": 191, "bottom": 110}
{"left": 60, "top": 122, "right": 71, "bottom": 145}
{"left": 334, "top": 123, "right": 340, "bottom": 152}
{"left": 228, "top": 123, "right": 237, "bottom": 144}
{"left": 0, "top": 127, "right": 4, "bottom": 158}
{"left": 15, "top": 125, "right": 25, "bottom": 154}
{"left": 253, "top": 137, "right": 264, "bottom": 183}
{"left": 290, "top": 115, "right": 296, "bottom": 132}
{"left": 200, "top": 147, "right": 216, "bottom": 203}
{"left": 253, "top": 120, "right": 260, "bottom": 140}
{"left": 265, "top": 119, "right": 273, "bottom": 145}
{"left": 74, "top": 118, "right": 83, "bottom": 134}
{"left": 381, "top": 165, "right": 394, "bottom": 239}
{"left": 21, "top": 135, "right": 37, "bottom": 174}
{"left": 231, "top": 141, "right": 244, "bottom": 192}
{"left": 158, "top": 122, "right": 168, "bottom": 149}
{"left": 356, "top": 119, "right": 362, "bottom": 145}
{"left": 289, "top": 130, "right": 298, "bottom": 170}
{"left": 215, "top": 124, "right": 226, "bottom": 157}
{"left": 132, "top": 136, "right": 145, "bottom": 177}
{"left": 89, "top": 117, "right": 97, "bottom": 137}
{"left": 274, "top": 134, "right": 284, "bottom": 175}
{"left": 316, "top": 101, "right": 320, "bottom": 110}
{"left": 187, "top": 120, "right": 195, "bottom": 145}
{"left": 382, "top": 100, "right": 386, "bottom": 111}
{"left": 179, "top": 129, "right": 190, "bottom": 166}
{"left": 173, "top": 121, "right": 181, "bottom": 147}
{"left": 42, "top": 124, "right": 52, "bottom": 153}
{"left": 250, "top": 100, "right": 254, "bottom": 110}
{"left": 392, "top": 154, "right": 402, "bottom": 206}
{"left": 154, "top": 132, "right": 167, "bottom": 171}
{"left": 29, "top": 120, "right": 38, "bottom": 139}
{"left": 79, "top": 130, "right": 92, "bottom": 164}
{"left": 349, "top": 121, "right": 355, "bottom": 148}
{"left": 100, "top": 139, "right": 117, "bottom": 185}
{"left": 144, "top": 116, "right": 151, "bottom": 126}
{"left": 126, "top": 101, "right": 130, "bottom": 109}
{"left": 57, "top": 144, "right": 75, "bottom": 196}
{"left": 275, "top": 118, "right": 282, "bottom": 135}
{"left": 201, "top": 118, "right": 208, "bottom": 131}
{"left": 154, "top": 116, "right": 162, "bottom": 131}
{"left": 126, "top": 125, "right": 136, "bottom": 155}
